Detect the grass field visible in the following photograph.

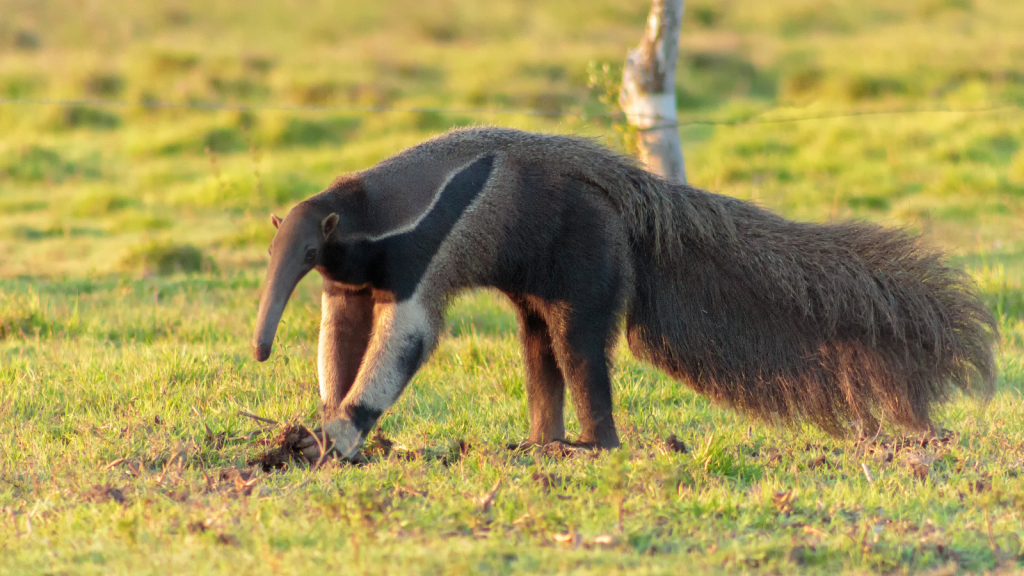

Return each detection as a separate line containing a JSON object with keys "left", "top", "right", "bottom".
{"left": 2, "top": 0, "right": 1024, "bottom": 573}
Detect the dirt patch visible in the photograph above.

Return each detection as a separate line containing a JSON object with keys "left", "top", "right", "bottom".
{"left": 246, "top": 422, "right": 471, "bottom": 471}
{"left": 247, "top": 424, "right": 317, "bottom": 472}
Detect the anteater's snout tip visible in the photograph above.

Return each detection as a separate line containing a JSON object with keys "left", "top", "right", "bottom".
{"left": 253, "top": 342, "right": 272, "bottom": 362}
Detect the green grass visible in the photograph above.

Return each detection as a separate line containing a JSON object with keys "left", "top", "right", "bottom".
{"left": 2, "top": 0, "right": 1024, "bottom": 574}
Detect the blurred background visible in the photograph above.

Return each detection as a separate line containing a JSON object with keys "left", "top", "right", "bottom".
{"left": 0, "top": 0, "right": 1022, "bottom": 280}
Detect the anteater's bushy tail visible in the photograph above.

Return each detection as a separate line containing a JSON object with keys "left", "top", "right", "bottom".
{"left": 598, "top": 163, "right": 997, "bottom": 434}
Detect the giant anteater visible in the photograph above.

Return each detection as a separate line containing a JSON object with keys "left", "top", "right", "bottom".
{"left": 252, "top": 127, "right": 997, "bottom": 459}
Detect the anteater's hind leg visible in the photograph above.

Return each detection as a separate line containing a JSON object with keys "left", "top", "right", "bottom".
{"left": 545, "top": 302, "right": 621, "bottom": 449}
{"left": 509, "top": 296, "right": 566, "bottom": 445}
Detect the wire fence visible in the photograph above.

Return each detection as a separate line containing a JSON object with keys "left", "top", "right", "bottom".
{"left": 0, "top": 96, "right": 1019, "bottom": 128}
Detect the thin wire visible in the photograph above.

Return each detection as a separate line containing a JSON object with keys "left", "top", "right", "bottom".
{"left": 0, "top": 97, "right": 1018, "bottom": 127}
{"left": 0, "top": 97, "right": 571, "bottom": 117}
{"left": 667, "top": 103, "right": 1020, "bottom": 129}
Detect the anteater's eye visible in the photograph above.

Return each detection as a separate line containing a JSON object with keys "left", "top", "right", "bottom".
{"left": 305, "top": 248, "right": 317, "bottom": 263}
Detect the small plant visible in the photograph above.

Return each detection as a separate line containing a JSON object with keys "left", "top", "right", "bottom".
{"left": 586, "top": 61, "right": 640, "bottom": 156}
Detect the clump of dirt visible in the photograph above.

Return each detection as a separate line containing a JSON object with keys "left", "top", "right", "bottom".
{"left": 362, "top": 432, "right": 395, "bottom": 459}
{"left": 665, "top": 434, "right": 689, "bottom": 454}
{"left": 82, "top": 484, "right": 126, "bottom": 504}
{"left": 248, "top": 424, "right": 317, "bottom": 472}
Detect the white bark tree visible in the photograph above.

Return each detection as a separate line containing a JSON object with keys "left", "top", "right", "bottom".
{"left": 619, "top": 0, "right": 686, "bottom": 184}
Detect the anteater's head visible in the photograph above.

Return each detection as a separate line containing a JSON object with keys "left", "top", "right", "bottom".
{"left": 252, "top": 205, "right": 339, "bottom": 362}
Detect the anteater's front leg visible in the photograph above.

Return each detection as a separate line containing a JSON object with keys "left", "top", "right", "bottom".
{"left": 318, "top": 281, "right": 374, "bottom": 412}
{"left": 298, "top": 297, "right": 438, "bottom": 460}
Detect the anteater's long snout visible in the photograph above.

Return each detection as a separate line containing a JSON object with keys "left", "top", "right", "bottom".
{"left": 252, "top": 288, "right": 285, "bottom": 362}
{"left": 252, "top": 262, "right": 304, "bottom": 363}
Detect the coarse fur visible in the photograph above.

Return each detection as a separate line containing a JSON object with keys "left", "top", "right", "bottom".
{"left": 253, "top": 127, "right": 997, "bottom": 457}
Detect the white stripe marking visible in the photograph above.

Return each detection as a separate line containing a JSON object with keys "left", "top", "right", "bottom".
{"left": 338, "top": 154, "right": 494, "bottom": 243}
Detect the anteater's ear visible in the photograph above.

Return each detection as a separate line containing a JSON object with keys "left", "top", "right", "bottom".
{"left": 271, "top": 214, "right": 282, "bottom": 229}
{"left": 321, "top": 213, "right": 339, "bottom": 238}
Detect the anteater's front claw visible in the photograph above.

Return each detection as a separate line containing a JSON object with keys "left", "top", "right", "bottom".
{"left": 295, "top": 429, "right": 334, "bottom": 461}
{"left": 296, "top": 418, "right": 365, "bottom": 462}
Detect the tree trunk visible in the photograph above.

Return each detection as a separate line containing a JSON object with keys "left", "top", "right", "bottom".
{"left": 619, "top": 0, "right": 686, "bottom": 184}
